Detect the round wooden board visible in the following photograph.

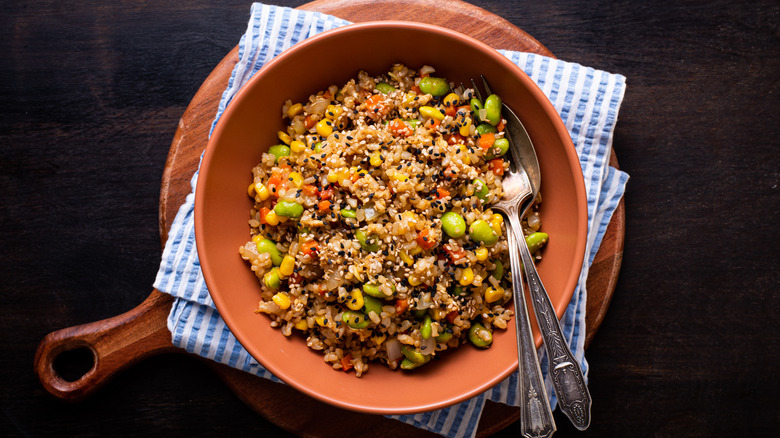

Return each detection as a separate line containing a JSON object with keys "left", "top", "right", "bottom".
{"left": 158, "top": 0, "right": 625, "bottom": 436}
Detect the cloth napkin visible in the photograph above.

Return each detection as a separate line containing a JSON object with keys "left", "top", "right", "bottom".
{"left": 154, "top": 3, "right": 628, "bottom": 437}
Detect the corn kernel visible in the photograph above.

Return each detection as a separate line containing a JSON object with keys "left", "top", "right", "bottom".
{"left": 459, "top": 118, "right": 472, "bottom": 137}
{"left": 443, "top": 93, "right": 460, "bottom": 107}
{"left": 325, "top": 104, "right": 342, "bottom": 120}
{"left": 326, "top": 171, "right": 339, "bottom": 183}
{"left": 315, "top": 315, "right": 327, "bottom": 327}
{"left": 459, "top": 267, "right": 474, "bottom": 286}
{"left": 485, "top": 286, "right": 504, "bottom": 303}
{"left": 475, "top": 247, "right": 489, "bottom": 261}
{"left": 272, "top": 292, "right": 291, "bottom": 309}
{"left": 369, "top": 151, "right": 383, "bottom": 167}
{"left": 277, "top": 131, "right": 292, "bottom": 145}
{"left": 287, "top": 103, "right": 303, "bottom": 119}
{"left": 347, "top": 289, "right": 364, "bottom": 311}
{"left": 254, "top": 182, "right": 270, "bottom": 201}
{"left": 408, "top": 275, "right": 422, "bottom": 286}
{"left": 490, "top": 214, "right": 503, "bottom": 235}
{"left": 336, "top": 169, "right": 351, "bottom": 185}
{"left": 420, "top": 105, "right": 446, "bottom": 121}
{"left": 265, "top": 210, "right": 280, "bottom": 226}
{"left": 279, "top": 255, "right": 295, "bottom": 277}
{"left": 390, "top": 170, "right": 408, "bottom": 182}
{"left": 316, "top": 119, "right": 333, "bottom": 137}
{"left": 371, "top": 332, "right": 387, "bottom": 345}
{"left": 399, "top": 250, "right": 414, "bottom": 266}
{"left": 288, "top": 171, "right": 304, "bottom": 188}
{"left": 251, "top": 234, "right": 264, "bottom": 245}
{"left": 247, "top": 183, "right": 256, "bottom": 197}
{"left": 290, "top": 140, "right": 306, "bottom": 153}
{"left": 409, "top": 245, "right": 422, "bottom": 256}
{"left": 294, "top": 320, "right": 309, "bottom": 331}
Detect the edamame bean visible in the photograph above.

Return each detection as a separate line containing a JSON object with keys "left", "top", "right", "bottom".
{"left": 435, "top": 330, "right": 453, "bottom": 343}
{"left": 441, "top": 211, "right": 466, "bottom": 238}
{"left": 419, "top": 77, "right": 450, "bottom": 97}
{"left": 486, "top": 137, "right": 510, "bottom": 159}
{"left": 490, "top": 259, "right": 504, "bottom": 280}
{"left": 468, "top": 322, "right": 493, "bottom": 348}
{"left": 401, "top": 345, "right": 429, "bottom": 364}
{"left": 268, "top": 144, "right": 290, "bottom": 163}
{"left": 255, "top": 238, "right": 283, "bottom": 265}
{"left": 452, "top": 285, "right": 470, "bottom": 297}
{"left": 484, "top": 94, "right": 502, "bottom": 126}
{"left": 475, "top": 123, "right": 497, "bottom": 135}
{"left": 469, "top": 220, "right": 498, "bottom": 246}
{"left": 274, "top": 200, "right": 303, "bottom": 218}
{"left": 341, "top": 310, "right": 370, "bottom": 329}
{"left": 363, "top": 295, "right": 383, "bottom": 317}
{"left": 340, "top": 208, "right": 357, "bottom": 218}
{"left": 470, "top": 98, "right": 484, "bottom": 121}
{"left": 400, "top": 357, "right": 431, "bottom": 370}
{"left": 263, "top": 268, "right": 282, "bottom": 290}
{"left": 355, "top": 229, "right": 380, "bottom": 252}
{"left": 412, "top": 308, "right": 427, "bottom": 319}
{"left": 421, "top": 315, "right": 433, "bottom": 339}
{"left": 362, "top": 283, "right": 383, "bottom": 299}
{"left": 472, "top": 178, "right": 490, "bottom": 200}
{"left": 525, "top": 232, "right": 549, "bottom": 254}
{"left": 375, "top": 81, "right": 396, "bottom": 94}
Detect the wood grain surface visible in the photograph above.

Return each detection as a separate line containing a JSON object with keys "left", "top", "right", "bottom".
{"left": 4, "top": 1, "right": 779, "bottom": 437}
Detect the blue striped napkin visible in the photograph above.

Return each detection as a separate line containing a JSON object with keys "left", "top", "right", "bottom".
{"left": 154, "top": 3, "right": 628, "bottom": 437}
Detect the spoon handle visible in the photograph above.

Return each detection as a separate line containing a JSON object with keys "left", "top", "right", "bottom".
{"left": 518, "top": 236, "right": 592, "bottom": 430}
{"left": 506, "top": 215, "right": 556, "bottom": 438}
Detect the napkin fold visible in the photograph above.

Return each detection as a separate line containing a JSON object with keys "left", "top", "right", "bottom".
{"left": 154, "top": 4, "right": 628, "bottom": 437}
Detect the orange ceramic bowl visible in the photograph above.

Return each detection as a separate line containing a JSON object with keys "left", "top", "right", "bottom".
{"left": 195, "top": 21, "right": 587, "bottom": 415}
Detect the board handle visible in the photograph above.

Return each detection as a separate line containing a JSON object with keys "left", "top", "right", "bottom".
{"left": 34, "top": 290, "right": 177, "bottom": 401}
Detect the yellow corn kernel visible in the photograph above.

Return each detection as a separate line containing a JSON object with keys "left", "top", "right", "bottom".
{"left": 371, "top": 332, "right": 387, "bottom": 345}
{"left": 460, "top": 153, "right": 471, "bottom": 165}
{"left": 347, "top": 289, "right": 364, "bottom": 311}
{"left": 325, "top": 104, "right": 343, "bottom": 120}
{"left": 288, "top": 171, "right": 304, "bottom": 188}
{"left": 485, "top": 286, "right": 504, "bottom": 303}
{"left": 459, "top": 267, "right": 474, "bottom": 286}
{"left": 265, "top": 210, "right": 280, "bottom": 226}
{"left": 459, "top": 117, "right": 472, "bottom": 137}
{"left": 251, "top": 234, "right": 264, "bottom": 245}
{"left": 287, "top": 103, "right": 303, "bottom": 119}
{"left": 337, "top": 169, "right": 351, "bottom": 185}
{"left": 326, "top": 170, "right": 339, "bottom": 183}
{"left": 408, "top": 275, "right": 422, "bottom": 286}
{"left": 290, "top": 140, "right": 306, "bottom": 153}
{"left": 277, "top": 130, "right": 292, "bottom": 145}
{"left": 369, "top": 151, "right": 383, "bottom": 167}
{"left": 399, "top": 250, "right": 414, "bottom": 266}
{"left": 475, "top": 247, "right": 489, "bottom": 261}
{"left": 254, "top": 182, "right": 270, "bottom": 201}
{"left": 443, "top": 93, "right": 460, "bottom": 107}
{"left": 409, "top": 245, "right": 422, "bottom": 256}
{"left": 247, "top": 183, "right": 256, "bottom": 197}
{"left": 490, "top": 214, "right": 504, "bottom": 235}
{"left": 272, "top": 292, "right": 291, "bottom": 309}
{"left": 419, "top": 105, "right": 446, "bottom": 121}
{"left": 315, "top": 315, "right": 327, "bottom": 327}
{"left": 279, "top": 255, "right": 295, "bottom": 277}
{"left": 389, "top": 170, "right": 408, "bottom": 182}
{"left": 294, "top": 320, "right": 309, "bottom": 331}
{"left": 316, "top": 119, "right": 333, "bottom": 137}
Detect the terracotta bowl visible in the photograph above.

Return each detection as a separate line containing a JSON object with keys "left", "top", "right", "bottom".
{"left": 195, "top": 21, "right": 587, "bottom": 414}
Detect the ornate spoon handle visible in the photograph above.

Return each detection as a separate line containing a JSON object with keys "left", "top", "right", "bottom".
{"left": 518, "top": 236, "right": 592, "bottom": 430}
{"left": 505, "top": 213, "right": 556, "bottom": 438}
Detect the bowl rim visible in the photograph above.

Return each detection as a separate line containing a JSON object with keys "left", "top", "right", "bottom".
{"left": 195, "top": 20, "right": 588, "bottom": 414}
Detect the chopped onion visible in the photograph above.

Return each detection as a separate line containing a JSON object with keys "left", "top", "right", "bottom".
{"left": 416, "top": 292, "right": 433, "bottom": 309}
{"left": 364, "top": 206, "right": 379, "bottom": 221}
{"left": 386, "top": 338, "right": 402, "bottom": 362}
{"left": 478, "top": 108, "right": 488, "bottom": 121}
{"left": 420, "top": 336, "right": 435, "bottom": 355}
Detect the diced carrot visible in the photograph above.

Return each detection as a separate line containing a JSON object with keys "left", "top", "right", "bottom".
{"left": 340, "top": 354, "right": 354, "bottom": 371}
{"left": 388, "top": 118, "right": 411, "bottom": 137}
{"left": 435, "top": 187, "right": 450, "bottom": 200}
{"left": 318, "top": 200, "right": 332, "bottom": 213}
{"left": 446, "top": 311, "right": 459, "bottom": 324}
{"left": 416, "top": 228, "right": 438, "bottom": 251}
{"left": 288, "top": 272, "right": 302, "bottom": 285}
{"left": 443, "top": 244, "right": 467, "bottom": 263}
{"left": 302, "top": 239, "right": 319, "bottom": 257}
{"left": 365, "top": 94, "right": 390, "bottom": 119}
{"left": 447, "top": 134, "right": 466, "bottom": 145}
{"left": 395, "top": 299, "right": 410, "bottom": 314}
{"left": 478, "top": 132, "right": 496, "bottom": 151}
{"left": 497, "top": 120, "right": 505, "bottom": 132}
{"left": 489, "top": 158, "right": 505, "bottom": 176}
{"left": 258, "top": 207, "right": 270, "bottom": 224}
{"left": 411, "top": 84, "right": 421, "bottom": 94}
{"left": 322, "top": 90, "right": 332, "bottom": 100}
{"left": 318, "top": 186, "right": 333, "bottom": 200}
{"left": 266, "top": 176, "right": 287, "bottom": 197}
{"left": 444, "top": 105, "right": 458, "bottom": 117}
{"left": 304, "top": 114, "right": 317, "bottom": 130}
{"left": 302, "top": 184, "right": 319, "bottom": 197}
{"left": 424, "top": 117, "right": 441, "bottom": 131}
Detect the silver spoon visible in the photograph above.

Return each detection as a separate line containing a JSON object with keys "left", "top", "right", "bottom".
{"left": 471, "top": 79, "right": 556, "bottom": 438}
{"left": 476, "top": 77, "right": 592, "bottom": 431}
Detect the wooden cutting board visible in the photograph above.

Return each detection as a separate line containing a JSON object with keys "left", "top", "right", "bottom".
{"left": 35, "top": 1, "right": 624, "bottom": 436}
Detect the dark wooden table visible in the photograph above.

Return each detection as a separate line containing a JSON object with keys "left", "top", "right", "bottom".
{"left": 3, "top": 1, "right": 778, "bottom": 436}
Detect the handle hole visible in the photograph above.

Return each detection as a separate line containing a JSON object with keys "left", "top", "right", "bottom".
{"left": 53, "top": 346, "right": 95, "bottom": 382}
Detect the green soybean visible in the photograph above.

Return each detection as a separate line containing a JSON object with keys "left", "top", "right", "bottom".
{"left": 363, "top": 295, "right": 383, "bottom": 317}
{"left": 375, "top": 81, "right": 396, "bottom": 94}
{"left": 274, "top": 200, "right": 303, "bottom": 218}
{"left": 484, "top": 94, "right": 502, "bottom": 126}
{"left": 268, "top": 144, "right": 290, "bottom": 163}
{"left": 341, "top": 310, "right": 370, "bottom": 329}
{"left": 435, "top": 330, "right": 453, "bottom": 343}
{"left": 255, "top": 238, "right": 283, "bottom": 266}
{"left": 441, "top": 211, "right": 466, "bottom": 238}
{"left": 486, "top": 137, "right": 510, "bottom": 159}
{"left": 421, "top": 315, "right": 433, "bottom": 339}
{"left": 340, "top": 208, "right": 357, "bottom": 218}
{"left": 362, "top": 283, "right": 384, "bottom": 299}
{"left": 491, "top": 259, "right": 504, "bottom": 280}
{"left": 400, "top": 357, "right": 431, "bottom": 370}
{"left": 525, "top": 232, "right": 549, "bottom": 254}
{"left": 355, "top": 229, "right": 380, "bottom": 252}
{"left": 476, "top": 123, "right": 498, "bottom": 135}
{"left": 470, "top": 98, "right": 484, "bottom": 121}
{"left": 263, "top": 268, "right": 282, "bottom": 290}
{"left": 401, "top": 345, "right": 428, "bottom": 364}
{"left": 469, "top": 220, "right": 498, "bottom": 246}
{"left": 468, "top": 322, "right": 493, "bottom": 348}
{"left": 472, "top": 178, "right": 490, "bottom": 201}
{"left": 419, "top": 77, "right": 450, "bottom": 97}
{"left": 452, "top": 285, "right": 470, "bottom": 297}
